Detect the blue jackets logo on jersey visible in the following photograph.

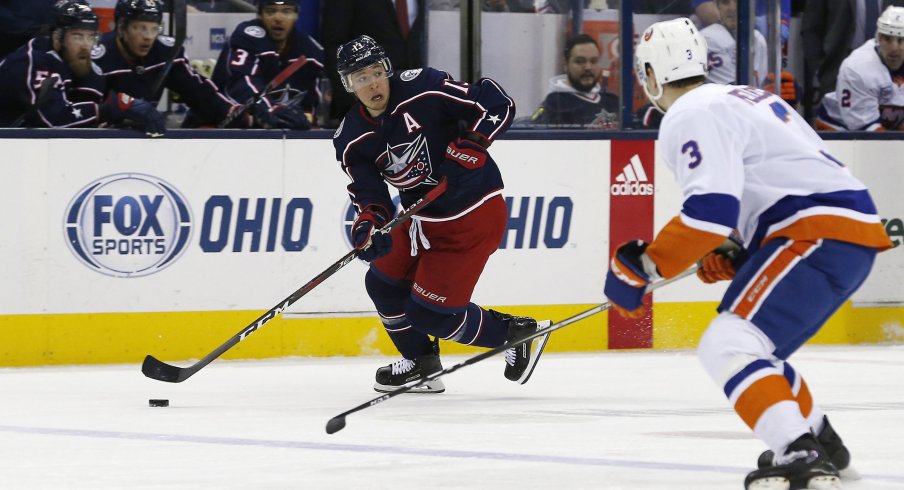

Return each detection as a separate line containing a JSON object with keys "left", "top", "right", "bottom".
{"left": 64, "top": 173, "right": 192, "bottom": 277}
{"left": 380, "top": 134, "right": 438, "bottom": 190}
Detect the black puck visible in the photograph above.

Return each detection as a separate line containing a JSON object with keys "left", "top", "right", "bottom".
{"left": 149, "top": 399, "right": 169, "bottom": 407}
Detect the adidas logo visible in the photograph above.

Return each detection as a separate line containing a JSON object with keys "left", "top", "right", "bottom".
{"left": 611, "top": 154, "right": 654, "bottom": 196}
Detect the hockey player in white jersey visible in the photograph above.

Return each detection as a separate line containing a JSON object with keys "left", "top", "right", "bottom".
{"left": 701, "top": 0, "right": 768, "bottom": 86}
{"left": 605, "top": 17, "right": 893, "bottom": 490}
{"left": 816, "top": 6, "right": 904, "bottom": 131}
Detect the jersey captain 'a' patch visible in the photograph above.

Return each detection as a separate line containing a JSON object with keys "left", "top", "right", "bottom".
{"left": 378, "top": 134, "right": 437, "bottom": 190}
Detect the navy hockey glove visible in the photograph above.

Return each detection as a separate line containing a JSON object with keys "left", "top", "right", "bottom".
{"left": 271, "top": 93, "right": 311, "bottom": 130}
{"left": 444, "top": 135, "right": 488, "bottom": 200}
{"left": 604, "top": 240, "right": 660, "bottom": 319}
{"left": 250, "top": 101, "right": 279, "bottom": 129}
{"left": 445, "top": 137, "right": 488, "bottom": 170}
{"left": 352, "top": 205, "right": 393, "bottom": 262}
{"left": 100, "top": 91, "right": 166, "bottom": 137}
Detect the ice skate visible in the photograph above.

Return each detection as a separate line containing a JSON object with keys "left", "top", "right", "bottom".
{"left": 495, "top": 311, "right": 551, "bottom": 384}
{"left": 745, "top": 434, "right": 841, "bottom": 490}
{"left": 758, "top": 416, "right": 859, "bottom": 480}
{"left": 373, "top": 353, "right": 445, "bottom": 393}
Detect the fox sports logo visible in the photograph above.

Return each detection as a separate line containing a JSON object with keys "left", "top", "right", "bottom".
{"left": 64, "top": 173, "right": 192, "bottom": 277}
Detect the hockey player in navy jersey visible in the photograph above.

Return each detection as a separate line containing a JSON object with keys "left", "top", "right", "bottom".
{"left": 606, "top": 18, "right": 893, "bottom": 489}
{"left": 0, "top": 0, "right": 164, "bottom": 135}
{"left": 209, "top": 0, "right": 323, "bottom": 129}
{"left": 332, "top": 35, "right": 551, "bottom": 394}
{"left": 92, "top": 0, "right": 246, "bottom": 129}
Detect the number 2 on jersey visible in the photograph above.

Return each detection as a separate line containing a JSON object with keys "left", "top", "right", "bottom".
{"left": 682, "top": 140, "right": 702, "bottom": 169}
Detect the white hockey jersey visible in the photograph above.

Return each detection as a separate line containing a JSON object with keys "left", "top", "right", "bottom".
{"left": 701, "top": 23, "right": 769, "bottom": 87}
{"left": 823, "top": 39, "right": 904, "bottom": 130}
{"left": 647, "top": 83, "right": 890, "bottom": 277}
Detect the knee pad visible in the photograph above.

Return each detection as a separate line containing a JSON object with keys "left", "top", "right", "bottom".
{"left": 698, "top": 311, "right": 778, "bottom": 387}
{"left": 365, "top": 268, "right": 409, "bottom": 315}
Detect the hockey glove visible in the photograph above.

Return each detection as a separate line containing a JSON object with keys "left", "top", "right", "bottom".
{"left": 99, "top": 91, "right": 166, "bottom": 137}
{"left": 604, "top": 240, "right": 660, "bottom": 319}
{"left": 879, "top": 104, "right": 904, "bottom": 130}
{"left": 250, "top": 101, "right": 279, "bottom": 129}
{"left": 764, "top": 72, "right": 799, "bottom": 106}
{"left": 444, "top": 135, "right": 488, "bottom": 200}
{"left": 697, "top": 235, "right": 750, "bottom": 284}
{"left": 352, "top": 205, "right": 393, "bottom": 262}
{"left": 271, "top": 93, "right": 311, "bottom": 130}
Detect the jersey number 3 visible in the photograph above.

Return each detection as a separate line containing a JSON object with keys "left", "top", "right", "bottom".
{"left": 681, "top": 140, "right": 702, "bottom": 169}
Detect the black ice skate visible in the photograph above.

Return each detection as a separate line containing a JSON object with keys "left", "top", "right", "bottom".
{"left": 495, "top": 311, "right": 551, "bottom": 384}
{"left": 373, "top": 353, "right": 445, "bottom": 394}
{"left": 745, "top": 433, "right": 841, "bottom": 490}
{"left": 757, "top": 416, "right": 859, "bottom": 480}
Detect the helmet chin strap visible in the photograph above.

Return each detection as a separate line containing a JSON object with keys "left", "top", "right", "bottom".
{"left": 643, "top": 78, "right": 667, "bottom": 113}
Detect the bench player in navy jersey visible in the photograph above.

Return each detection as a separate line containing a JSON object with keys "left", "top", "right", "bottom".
{"left": 92, "top": 0, "right": 248, "bottom": 128}
{"left": 0, "top": 0, "right": 164, "bottom": 135}
{"left": 209, "top": 0, "right": 323, "bottom": 129}
{"left": 332, "top": 35, "right": 551, "bottom": 393}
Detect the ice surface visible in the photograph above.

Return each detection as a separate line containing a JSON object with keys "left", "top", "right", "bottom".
{"left": 1, "top": 345, "right": 902, "bottom": 489}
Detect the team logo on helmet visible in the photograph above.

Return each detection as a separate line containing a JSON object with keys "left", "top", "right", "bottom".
{"left": 378, "top": 134, "right": 438, "bottom": 190}
{"left": 64, "top": 173, "right": 192, "bottom": 277}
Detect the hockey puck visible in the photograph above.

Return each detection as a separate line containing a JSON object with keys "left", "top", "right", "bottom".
{"left": 148, "top": 399, "right": 169, "bottom": 407}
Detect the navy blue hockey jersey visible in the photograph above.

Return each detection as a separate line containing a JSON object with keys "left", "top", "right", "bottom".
{"left": 332, "top": 67, "right": 515, "bottom": 220}
{"left": 0, "top": 36, "right": 105, "bottom": 127}
{"left": 92, "top": 32, "right": 236, "bottom": 124}
{"left": 211, "top": 19, "right": 323, "bottom": 116}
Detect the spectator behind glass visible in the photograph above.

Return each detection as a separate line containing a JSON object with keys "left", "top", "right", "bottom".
{"left": 528, "top": 34, "right": 619, "bottom": 128}
{"left": 0, "top": 0, "right": 165, "bottom": 136}
{"left": 0, "top": 0, "right": 56, "bottom": 59}
{"left": 322, "top": 0, "right": 426, "bottom": 127}
{"left": 208, "top": 0, "right": 323, "bottom": 129}
{"left": 816, "top": 6, "right": 904, "bottom": 131}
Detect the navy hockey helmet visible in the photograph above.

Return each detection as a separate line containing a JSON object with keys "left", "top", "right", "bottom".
{"left": 52, "top": 0, "right": 99, "bottom": 33}
{"left": 257, "top": 0, "right": 300, "bottom": 13}
{"left": 336, "top": 35, "right": 393, "bottom": 92}
{"left": 115, "top": 0, "right": 165, "bottom": 27}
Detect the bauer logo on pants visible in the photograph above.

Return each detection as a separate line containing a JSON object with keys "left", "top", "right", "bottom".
{"left": 64, "top": 173, "right": 193, "bottom": 278}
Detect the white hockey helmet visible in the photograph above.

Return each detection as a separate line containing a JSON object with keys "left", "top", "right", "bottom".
{"left": 877, "top": 6, "right": 904, "bottom": 38}
{"left": 634, "top": 17, "right": 708, "bottom": 111}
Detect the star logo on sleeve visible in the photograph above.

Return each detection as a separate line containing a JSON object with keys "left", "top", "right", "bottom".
{"left": 71, "top": 107, "right": 82, "bottom": 119}
{"left": 486, "top": 114, "right": 501, "bottom": 124}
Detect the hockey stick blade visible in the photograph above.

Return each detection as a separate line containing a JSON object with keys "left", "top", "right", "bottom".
{"left": 142, "top": 179, "right": 447, "bottom": 383}
{"left": 325, "top": 265, "right": 699, "bottom": 434}
{"left": 218, "top": 55, "right": 308, "bottom": 128}
{"left": 12, "top": 75, "right": 57, "bottom": 127}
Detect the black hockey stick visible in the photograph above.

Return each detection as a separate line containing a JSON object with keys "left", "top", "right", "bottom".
{"left": 12, "top": 75, "right": 57, "bottom": 127}
{"left": 218, "top": 54, "right": 309, "bottom": 128}
{"left": 325, "top": 265, "right": 700, "bottom": 434}
{"left": 142, "top": 179, "right": 448, "bottom": 383}
{"left": 148, "top": 0, "right": 187, "bottom": 98}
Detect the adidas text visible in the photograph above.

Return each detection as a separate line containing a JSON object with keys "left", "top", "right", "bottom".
{"left": 610, "top": 181, "right": 654, "bottom": 195}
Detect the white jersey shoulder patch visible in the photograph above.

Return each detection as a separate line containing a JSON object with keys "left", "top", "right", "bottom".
{"left": 91, "top": 62, "right": 103, "bottom": 76}
{"left": 400, "top": 69, "right": 422, "bottom": 82}
{"left": 244, "top": 26, "right": 266, "bottom": 39}
{"left": 158, "top": 35, "right": 175, "bottom": 47}
{"left": 91, "top": 44, "right": 105, "bottom": 59}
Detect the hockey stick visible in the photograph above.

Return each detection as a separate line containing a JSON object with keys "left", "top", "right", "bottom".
{"left": 217, "top": 54, "right": 309, "bottom": 128}
{"left": 142, "top": 179, "right": 448, "bottom": 383}
{"left": 12, "top": 75, "right": 57, "bottom": 127}
{"left": 325, "top": 265, "right": 700, "bottom": 434}
{"left": 148, "top": 0, "right": 187, "bottom": 98}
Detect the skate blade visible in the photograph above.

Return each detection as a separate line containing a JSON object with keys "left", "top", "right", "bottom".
{"left": 518, "top": 320, "right": 552, "bottom": 385}
{"left": 373, "top": 378, "right": 446, "bottom": 394}
{"left": 838, "top": 466, "right": 861, "bottom": 481}
{"left": 747, "top": 475, "right": 842, "bottom": 490}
